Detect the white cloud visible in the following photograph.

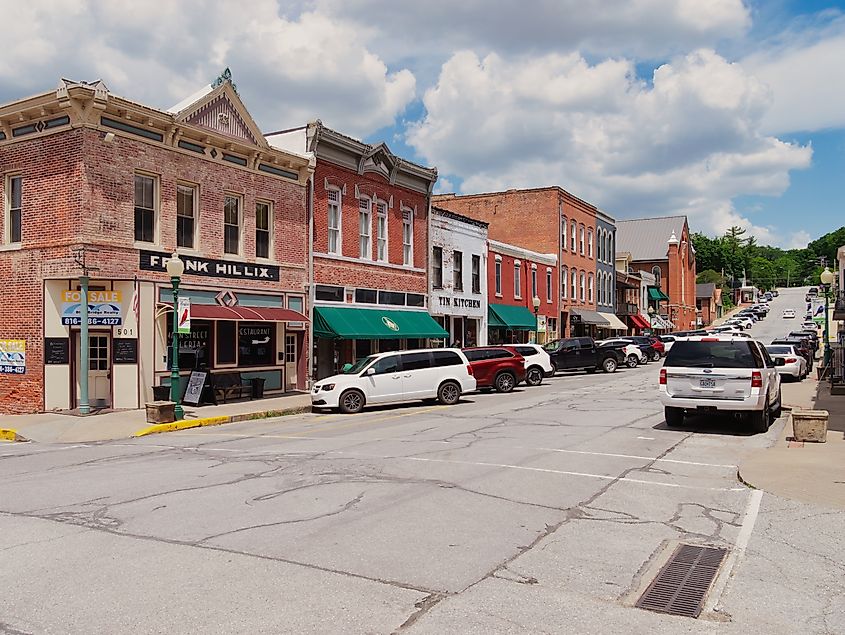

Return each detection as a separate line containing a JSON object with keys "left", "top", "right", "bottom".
{"left": 786, "top": 230, "right": 812, "bottom": 249}
{"left": 434, "top": 177, "right": 454, "bottom": 195}
{"left": 408, "top": 48, "right": 811, "bottom": 241}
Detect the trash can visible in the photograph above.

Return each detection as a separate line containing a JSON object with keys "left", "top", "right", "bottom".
{"left": 249, "top": 377, "right": 266, "bottom": 399}
{"left": 153, "top": 385, "right": 171, "bottom": 401}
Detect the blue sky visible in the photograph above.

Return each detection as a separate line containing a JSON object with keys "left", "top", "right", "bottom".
{"left": 2, "top": 0, "right": 844, "bottom": 247}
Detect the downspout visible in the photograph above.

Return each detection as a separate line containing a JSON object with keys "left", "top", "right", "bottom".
{"left": 307, "top": 171, "right": 315, "bottom": 389}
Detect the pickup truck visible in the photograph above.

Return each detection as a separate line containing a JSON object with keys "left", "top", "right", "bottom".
{"left": 543, "top": 337, "right": 622, "bottom": 374}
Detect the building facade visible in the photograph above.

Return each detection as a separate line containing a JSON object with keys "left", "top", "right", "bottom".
{"left": 0, "top": 76, "right": 313, "bottom": 414}
{"left": 696, "top": 283, "right": 722, "bottom": 326}
{"left": 429, "top": 208, "right": 488, "bottom": 346}
{"left": 593, "top": 210, "right": 627, "bottom": 338}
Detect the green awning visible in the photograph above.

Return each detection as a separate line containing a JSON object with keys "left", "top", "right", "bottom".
{"left": 488, "top": 303, "right": 538, "bottom": 330}
{"left": 648, "top": 287, "right": 670, "bottom": 301}
{"left": 313, "top": 306, "right": 448, "bottom": 340}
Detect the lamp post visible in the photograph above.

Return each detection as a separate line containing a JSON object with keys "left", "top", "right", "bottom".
{"left": 166, "top": 253, "right": 185, "bottom": 420}
{"left": 820, "top": 266, "right": 835, "bottom": 368}
{"left": 532, "top": 295, "right": 541, "bottom": 343}
{"left": 648, "top": 305, "right": 655, "bottom": 334}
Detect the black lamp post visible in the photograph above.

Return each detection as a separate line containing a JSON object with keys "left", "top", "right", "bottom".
{"left": 820, "top": 267, "right": 835, "bottom": 368}
{"left": 532, "top": 295, "right": 541, "bottom": 343}
{"left": 166, "top": 253, "right": 185, "bottom": 420}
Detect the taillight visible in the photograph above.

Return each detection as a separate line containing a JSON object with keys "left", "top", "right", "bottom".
{"left": 785, "top": 358, "right": 797, "bottom": 364}
{"left": 659, "top": 368, "right": 667, "bottom": 385}
{"left": 466, "top": 365, "right": 474, "bottom": 376}
{"left": 751, "top": 371, "right": 762, "bottom": 388}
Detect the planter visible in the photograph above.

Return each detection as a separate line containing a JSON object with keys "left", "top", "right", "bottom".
{"left": 145, "top": 400, "right": 176, "bottom": 424}
{"left": 792, "top": 409, "right": 829, "bottom": 443}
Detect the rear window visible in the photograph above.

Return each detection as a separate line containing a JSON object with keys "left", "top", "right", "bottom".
{"left": 514, "top": 346, "right": 537, "bottom": 357}
{"left": 664, "top": 340, "right": 763, "bottom": 369}
{"left": 432, "top": 350, "right": 463, "bottom": 367}
{"left": 766, "top": 346, "right": 792, "bottom": 355}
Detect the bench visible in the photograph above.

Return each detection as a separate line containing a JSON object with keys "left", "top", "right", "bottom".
{"left": 212, "top": 372, "right": 246, "bottom": 404}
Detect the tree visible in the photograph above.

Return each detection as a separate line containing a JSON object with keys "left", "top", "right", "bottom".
{"left": 696, "top": 269, "right": 727, "bottom": 285}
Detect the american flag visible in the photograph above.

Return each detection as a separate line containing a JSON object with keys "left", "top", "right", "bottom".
{"left": 131, "top": 285, "right": 140, "bottom": 323}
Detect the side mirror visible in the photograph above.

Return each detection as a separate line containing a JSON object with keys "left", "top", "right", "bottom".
{"left": 775, "top": 358, "right": 786, "bottom": 367}
{"left": 341, "top": 363, "right": 353, "bottom": 372}
{"left": 365, "top": 367, "right": 376, "bottom": 375}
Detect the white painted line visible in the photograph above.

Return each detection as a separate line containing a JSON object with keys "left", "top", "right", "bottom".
{"left": 0, "top": 444, "right": 90, "bottom": 457}
{"left": 516, "top": 446, "right": 737, "bottom": 469}
{"left": 704, "top": 489, "right": 764, "bottom": 614}
{"left": 636, "top": 436, "right": 655, "bottom": 440}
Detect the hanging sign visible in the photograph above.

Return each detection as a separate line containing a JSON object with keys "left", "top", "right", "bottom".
{"left": 177, "top": 297, "right": 191, "bottom": 334}
{"left": 0, "top": 339, "right": 26, "bottom": 374}
{"left": 61, "top": 290, "right": 123, "bottom": 326}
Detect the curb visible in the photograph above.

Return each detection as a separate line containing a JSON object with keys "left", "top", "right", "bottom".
{"left": 0, "top": 428, "right": 28, "bottom": 442}
{"left": 133, "top": 405, "right": 311, "bottom": 437}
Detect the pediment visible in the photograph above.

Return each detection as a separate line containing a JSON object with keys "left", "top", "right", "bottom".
{"left": 172, "top": 78, "right": 266, "bottom": 148}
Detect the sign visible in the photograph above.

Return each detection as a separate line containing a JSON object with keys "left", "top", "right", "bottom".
{"left": 113, "top": 339, "right": 138, "bottom": 365}
{"left": 139, "top": 250, "right": 280, "bottom": 282}
{"left": 183, "top": 370, "right": 209, "bottom": 406}
{"left": 437, "top": 297, "right": 482, "bottom": 309}
{"left": 381, "top": 316, "right": 400, "bottom": 332}
{"left": 177, "top": 297, "right": 191, "bottom": 334}
{"left": 0, "top": 339, "right": 26, "bottom": 374}
{"left": 61, "top": 290, "right": 123, "bottom": 326}
{"left": 44, "top": 338, "right": 70, "bottom": 365}
{"left": 537, "top": 315, "right": 547, "bottom": 333}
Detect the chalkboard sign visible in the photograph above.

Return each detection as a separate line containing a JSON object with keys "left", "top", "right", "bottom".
{"left": 183, "top": 370, "right": 208, "bottom": 406}
{"left": 44, "top": 338, "right": 70, "bottom": 365}
{"left": 113, "top": 338, "right": 138, "bottom": 364}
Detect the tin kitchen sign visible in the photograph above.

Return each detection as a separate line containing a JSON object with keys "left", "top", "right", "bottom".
{"left": 61, "top": 290, "right": 123, "bottom": 326}
{"left": 0, "top": 339, "right": 26, "bottom": 374}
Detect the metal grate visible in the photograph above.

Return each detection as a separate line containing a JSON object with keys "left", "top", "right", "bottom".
{"left": 635, "top": 544, "right": 728, "bottom": 618}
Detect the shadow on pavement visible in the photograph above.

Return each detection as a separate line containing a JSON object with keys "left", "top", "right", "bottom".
{"left": 652, "top": 412, "right": 759, "bottom": 436}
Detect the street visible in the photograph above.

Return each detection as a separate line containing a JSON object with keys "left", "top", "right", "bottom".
{"left": 1, "top": 287, "right": 843, "bottom": 634}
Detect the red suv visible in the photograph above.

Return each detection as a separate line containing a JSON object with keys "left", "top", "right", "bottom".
{"left": 462, "top": 347, "right": 526, "bottom": 393}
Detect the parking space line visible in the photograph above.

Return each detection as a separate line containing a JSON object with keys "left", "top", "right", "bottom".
{"left": 517, "top": 447, "right": 737, "bottom": 469}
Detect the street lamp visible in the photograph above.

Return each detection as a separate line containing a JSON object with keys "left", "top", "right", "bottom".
{"left": 532, "top": 295, "right": 541, "bottom": 343}
{"left": 820, "top": 266, "right": 835, "bottom": 368}
{"left": 166, "top": 253, "right": 185, "bottom": 420}
{"left": 648, "top": 305, "right": 655, "bottom": 333}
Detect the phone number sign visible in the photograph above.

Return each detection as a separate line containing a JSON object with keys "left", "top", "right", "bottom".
{"left": 61, "top": 290, "right": 123, "bottom": 326}
{"left": 0, "top": 339, "right": 25, "bottom": 374}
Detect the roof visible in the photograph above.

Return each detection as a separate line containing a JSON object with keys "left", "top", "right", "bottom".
{"left": 432, "top": 206, "right": 489, "bottom": 229}
{"left": 487, "top": 239, "right": 557, "bottom": 266}
{"left": 434, "top": 185, "right": 599, "bottom": 213}
{"left": 616, "top": 216, "right": 688, "bottom": 261}
{"left": 696, "top": 283, "right": 717, "bottom": 298}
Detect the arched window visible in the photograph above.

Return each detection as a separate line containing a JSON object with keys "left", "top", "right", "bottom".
{"left": 571, "top": 220, "right": 577, "bottom": 252}
{"left": 598, "top": 229, "right": 604, "bottom": 262}
{"left": 652, "top": 265, "right": 662, "bottom": 287}
{"left": 587, "top": 229, "right": 594, "bottom": 258}
{"left": 561, "top": 216, "right": 568, "bottom": 251}
{"left": 571, "top": 267, "right": 578, "bottom": 300}
{"left": 580, "top": 271, "right": 586, "bottom": 301}
{"left": 561, "top": 266, "right": 568, "bottom": 299}
{"left": 588, "top": 273, "right": 594, "bottom": 303}
{"left": 579, "top": 225, "right": 585, "bottom": 255}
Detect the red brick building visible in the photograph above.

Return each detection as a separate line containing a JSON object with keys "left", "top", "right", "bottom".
{"left": 268, "top": 123, "right": 442, "bottom": 379}
{"left": 0, "top": 75, "right": 312, "bottom": 414}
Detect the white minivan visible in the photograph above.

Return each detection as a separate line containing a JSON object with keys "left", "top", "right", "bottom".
{"left": 311, "top": 348, "right": 477, "bottom": 414}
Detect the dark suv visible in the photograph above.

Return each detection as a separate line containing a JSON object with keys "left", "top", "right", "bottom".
{"left": 543, "top": 337, "right": 621, "bottom": 374}
{"left": 462, "top": 347, "right": 526, "bottom": 393}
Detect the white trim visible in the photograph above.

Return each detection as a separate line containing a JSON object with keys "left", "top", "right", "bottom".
{"left": 402, "top": 207, "right": 414, "bottom": 267}
{"left": 4, "top": 173, "right": 22, "bottom": 245}
{"left": 176, "top": 181, "right": 199, "bottom": 251}
{"left": 326, "top": 187, "right": 342, "bottom": 255}
{"left": 358, "top": 197, "right": 372, "bottom": 260}
{"left": 223, "top": 192, "right": 243, "bottom": 255}
{"left": 531, "top": 262, "right": 538, "bottom": 270}
{"left": 494, "top": 254, "right": 502, "bottom": 261}
{"left": 488, "top": 239, "right": 556, "bottom": 266}
{"left": 254, "top": 198, "right": 273, "bottom": 260}
{"left": 134, "top": 171, "right": 160, "bottom": 246}
{"left": 376, "top": 199, "right": 388, "bottom": 263}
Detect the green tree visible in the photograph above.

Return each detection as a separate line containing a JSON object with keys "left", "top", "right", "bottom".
{"left": 696, "top": 269, "right": 727, "bottom": 285}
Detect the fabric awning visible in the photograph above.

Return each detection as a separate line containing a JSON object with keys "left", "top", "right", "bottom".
{"left": 651, "top": 315, "right": 674, "bottom": 330}
{"left": 648, "top": 287, "right": 670, "bottom": 302}
{"left": 313, "top": 306, "right": 448, "bottom": 340}
{"left": 599, "top": 312, "right": 628, "bottom": 330}
{"left": 181, "top": 304, "right": 307, "bottom": 322}
{"left": 630, "top": 314, "right": 650, "bottom": 329}
{"left": 488, "top": 304, "right": 538, "bottom": 330}
{"left": 570, "top": 308, "right": 611, "bottom": 326}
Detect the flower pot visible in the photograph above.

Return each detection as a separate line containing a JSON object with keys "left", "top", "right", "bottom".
{"left": 791, "top": 409, "right": 829, "bottom": 443}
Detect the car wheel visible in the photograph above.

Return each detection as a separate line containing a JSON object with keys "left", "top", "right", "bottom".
{"left": 338, "top": 389, "right": 365, "bottom": 414}
{"left": 549, "top": 361, "right": 558, "bottom": 375}
{"left": 651, "top": 350, "right": 661, "bottom": 362}
{"left": 602, "top": 357, "right": 617, "bottom": 373}
{"left": 626, "top": 354, "right": 639, "bottom": 369}
{"left": 749, "top": 404, "right": 770, "bottom": 433}
{"left": 437, "top": 381, "right": 461, "bottom": 405}
{"left": 495, "top": 371, "right": 516, "bottom": 393}
{"left": 525, "top": 366, "right": 544, "bottom": 386}
{"left": 665, "top": 406, "right": 684, "bottom": 427}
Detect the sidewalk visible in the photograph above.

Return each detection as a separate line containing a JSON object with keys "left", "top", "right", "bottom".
{"left": 739, "top": 375, "right": 845, "bottom": 511}
{"left": 1, "top": 392, "right": 312, "bottom": 444}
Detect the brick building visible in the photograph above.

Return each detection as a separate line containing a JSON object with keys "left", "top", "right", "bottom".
{"left": 0, "top": 75, "right": 312, "bottom": 414}
{"left": 268, "top": 122, "right": 442, "bottom": 379}
{"left": 696, "top": 283, "right": 723, "bottom": 326}
{"left": 616, "top": 216, "right": 698, "bottom": 332}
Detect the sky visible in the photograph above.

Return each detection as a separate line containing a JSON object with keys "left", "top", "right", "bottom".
{"left": 2, "top": 0, "right": 844, "bottom": 248}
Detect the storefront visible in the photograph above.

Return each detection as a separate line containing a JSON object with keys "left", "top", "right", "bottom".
{"left": 595, "top": 312, "right": 629, "bottom": 339}
{"left": 487, "top": 303, "right": 538, "bottom": 344}
{"left": 569, "top": 308, "right": 611, "bottom": 337}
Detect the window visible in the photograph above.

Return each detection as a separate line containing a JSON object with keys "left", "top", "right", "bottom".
{"left": 588, "top": 273, "right": 594, "bottom": 303}
{"left": 609, "top": 233, "right": 614, "bottom": 262}
{"left": 432, "top": 350, "right": 462, "bottom": 367}
{"left": 598, "top": 273, "right": 604, "bottom": 305}
{"left": 378, "top": 290, "right": 406, "bottom": 305}
{"left": 371, "top": 355, "right": 400, "bottom": 375}
{"left": 588, "top": 229, "right": 593, "bottom": 258}
{"left": 571, "top": 268, "right": 577, "bottom": 301}
{"left": 359, "top": 198, "right": 372, "bottom": 259}
{"left": 561, "top": 216, "right": 567, "bottom": 250}
{"left": 223, "top": 194, "right": 241, "bottom": 254}
{"left": 255, "top": 201, "right": 271, "bottom": 259}
{"left": 652, "top": 265, "right": 662, "bottom": 287}
{"left": 597, "top": 229, "right": 603, "bottom": 262}
{"left": 238, "top": 323, "right": 276, "bottom": 367}
{"left": 327, "top": 189, "right": 341, "bottom": 254}
{"left": 5, "top": 175, "right": 22, "bottom": 244}
{"left": 580, "top": 271, "right": 585, "bottom": 301}
{"left": 316, "top": 285, "right": 344, "bottom": 302}
{"left": 285, "top": 333, "right": 297, "bottom": 364}
{"left": 134, "top": 174, "right": 156, "bottom": 243}
{"left": 376, "top": 201, "right": 388, "bottom": 262}
{"left": 287, "top": 295, "right": 304, "bottom": 327}
{"left": 432, "top": 246, "right": 443, "bottom": 289}
{"left": 546, "top": 269, "right": 552, "bottom": 302}
{"left": 495, "top": 259, "right": 502, "bottom": 295}
{"left": 514, "top": 261, "right": 522, "bottom": 297}
{"left": 355, "top": 288, "right": 377, "bottom": 304}
{"left": 571, "top": 220, "right": 577, "bottom": 251}
{"left": 216, "top": 321, "right": 237, "bottom": 365}
{"left": 561, "top": 267, "right": 568, "bottom": 299}
{"left": 400, "top": 351, "right": 432, "bottom": 371}
{"left": 406, "top": 293, "right": 425, "bottom": 307}
{"left": 402, "top": 209, "right": 413, "bottom": 265}
{"left": 471, "top": 254, "right": 481, "bottom": 293}
{"left": 453, "top": 250, "right": 463, "bottom": 291}
{"left": 176, "top": 184, "right": 196, "bottom": 249}
{"left": 579, "top": 225, "right": 585, "bottom": 255}
{"left": 531, "top": 267, "right": 538, "bottom": 299}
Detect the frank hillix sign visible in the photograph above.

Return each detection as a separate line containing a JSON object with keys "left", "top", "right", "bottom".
{"left": 139, "top": 251, "right": 280, "bottom": 282}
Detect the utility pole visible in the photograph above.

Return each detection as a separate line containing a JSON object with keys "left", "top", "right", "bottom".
{"left": 72, "top": 246, "right": 99, "bottom": 415}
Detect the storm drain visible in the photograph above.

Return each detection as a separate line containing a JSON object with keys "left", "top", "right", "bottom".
{"left": 635, "top": 544, "right": 728, "bottom": 618}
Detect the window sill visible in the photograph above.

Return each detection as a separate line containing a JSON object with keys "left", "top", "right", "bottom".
{"left": 0, "top": 243, "right": 23, "bottom": 252}
{"left": 495, "top": 293, "right": 503, "bottom": 298}
{"left": 134, "top": 241, "right": 161, "bottom": 250}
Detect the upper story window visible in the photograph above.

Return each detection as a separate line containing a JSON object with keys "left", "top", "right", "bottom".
{"left": 579, "top": 271, "right": 586, "bottom": 301}
{"left": 453, "top": 250, "right": 464, "bottom": 291}
{"left": 579, "top": 225, "right": 585, "bottom": 255}
{"left": 134, "top": 174, "right": 157, "bottom": 244}
{"left": 327, "top": 189, "right": 341, "bottom": 255}
{"left": 588, "top": 229, "right": 593, "bottom": 258}
{"left": 561, "top": 216, "right": 567, "bottom": 251}
{"left": 358, "top": 198, "right": 372, "bottom": 260}
{"left": 597, "top": 229, "right": 603, "bottom": 262}
{"left": 402, "top": 209, "right": 414, "bottom": 266}
{"left": 514, "top": 261, "right": 522, "bottom": 298}
{"left": 546, "top": 268, "right": 552, "bottom": 302}
{"left": 432, "top": 246, "right": 443, "bottom": 289}
{"left": 588, "top": 273, "right": 594, "bottom": 303}
{"left": 609, "top": 232, "right": 615, "bottom": 263}
{"left": 471, "top": 254, "right": 481, "bottom": 294}
{"left": 652, "top": 265, "right": 662, "bottom": 287}
{"left": 176, "top": 183, "right": 196, "bottom": 249}
{"left": 531, "top": 266, "right": 538, "bottom": 299}
{"left": 376, "top": 201, "right": 388, "bottom": 262}
{"left": 5, "top": 175, "right": 22, "bottom": 244}
{"left": 255, "top": 200, "right": 272, "bottom": 259}
{"left": 561, "top": 266, "right": 568, "bottom": 299}
{"left": 495, "top": 259, "right": 502, "bottom": 295}
{"left": 570, "top": 220, "right": 577, "bottom": 252}
{"left": 223, "top": 194, "right": 241, "bottom": 254}
{"left": 571, "top": 267, "right": 577, "bottom": 300}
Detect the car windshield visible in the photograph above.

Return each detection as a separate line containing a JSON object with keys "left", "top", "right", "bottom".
{"left": 766, "top": 346, "right": 792, "bottom": 355}
{"left": 543, "top": 340, "right": 561, "bottom": 352}
{"left": 664, "top": 340, "right": 762, "bottom": 369}
{"left": 342, "top": 355, "right": 378, "bottom": 374}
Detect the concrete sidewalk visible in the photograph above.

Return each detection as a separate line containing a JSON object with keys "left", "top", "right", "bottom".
{"left": 739, "top": 375, "right": 845, "bottom": 511}
{"left": 1, "top": 392, "right": 312, "bottom": 444}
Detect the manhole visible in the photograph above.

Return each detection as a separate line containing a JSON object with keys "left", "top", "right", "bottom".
{"left": 635, "top": 544, "right": 728, "bottom": 618}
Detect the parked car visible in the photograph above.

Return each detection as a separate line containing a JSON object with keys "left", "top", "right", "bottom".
{"left": 620, "top": 335, "right": 663, "bottom": 361}
{"left": 771, "top": 338, "right": 813, "bottom": 371}
{"left": 657, "top": 334, "right": 685, "bottom": 353}
{"left": 789, "top": 330, "right": 819, "bottom": 353}
{"left": 462, "top": 347, "right": 526, "bottom": 393}
{"left": 782, "top": 309, "right": 796, "bottom": 319}
{"left": 726, "top": 317, "right": 753, "bottom": 330}
{"left": 808, "top": 287, "right": 819, "bottom": 296}
{"left": 771, "top": 290, "right": 779, "bottom": 297}
{"left": 765, "top": 344, "right": 808, "bottom": 381}
{"left": 659, "top": 336, "right": 784, "bottom": 433}
{"left": 801, "top": 321, "right": 819, "bottom": 332}
{"left": 511, "top": 344, "right": 555, "bottom": 386}
{"left": 543, "top": 337, "right": 622, "bottom": 374}
{"left": 597, "top": 339, "right": 646, "bottom": 367}
{"left": 311, "top": 348, "right": 476, "bottom": 414}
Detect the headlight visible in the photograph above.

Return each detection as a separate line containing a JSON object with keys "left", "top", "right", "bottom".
{"left": 322, "top": 384, "right": 336, "bottom": 391}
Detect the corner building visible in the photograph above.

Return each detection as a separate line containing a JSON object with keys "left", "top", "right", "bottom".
{"left": 0, "top": 76, "right": 312, "bottom": 414}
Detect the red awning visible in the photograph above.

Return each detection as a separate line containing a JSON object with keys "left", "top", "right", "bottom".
{"left": 630, "top": 314, "right": 650, "bottom": 329}
{"left": 188, "top": 304, "right": 308, "bottom": 322}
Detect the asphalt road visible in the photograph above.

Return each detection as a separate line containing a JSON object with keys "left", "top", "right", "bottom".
{"left": 1, "top": 288, "right": 843, "bottom": 634}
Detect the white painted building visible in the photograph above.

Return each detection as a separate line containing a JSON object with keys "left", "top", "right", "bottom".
{"left": 429, "top": 208, "right": 489, "bottom": 346}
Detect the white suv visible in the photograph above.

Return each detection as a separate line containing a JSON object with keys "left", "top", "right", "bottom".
{"left": 311, "top": 348, "right": 476, "bottom": 414}
{"left": 511, "top": 344, "right": 555, "bottom": 386}
{"left": 659, "top": 336, "right": 783, "bottom": 433}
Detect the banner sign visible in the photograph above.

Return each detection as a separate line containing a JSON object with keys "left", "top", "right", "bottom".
{"left": 0, "top": 339, "right": 26, "bottom": 374}
{"left": 61, "top": 290, "right": 123, "bottom": 326}
{"left": 139, "top": 250, "right": 280, "bottom": 282}
{"left": 177, "top": 297, "right": 191, "bottom": 334}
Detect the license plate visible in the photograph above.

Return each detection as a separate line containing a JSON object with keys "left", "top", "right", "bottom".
{"left": 699, "top": 378, "right": 716, "bottom": 388}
